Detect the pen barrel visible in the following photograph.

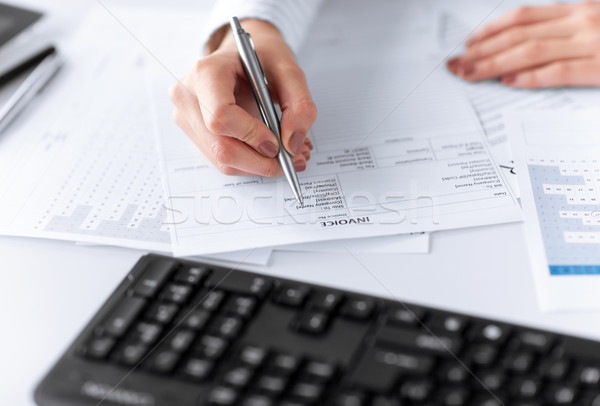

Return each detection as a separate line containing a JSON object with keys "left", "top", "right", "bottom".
{"left": 230, "top": 17, "right": 304, "bottom": 204}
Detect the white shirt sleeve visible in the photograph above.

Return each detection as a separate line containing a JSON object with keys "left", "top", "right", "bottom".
{"left": 201, "top": 0, "right": 324, "bottom": 54}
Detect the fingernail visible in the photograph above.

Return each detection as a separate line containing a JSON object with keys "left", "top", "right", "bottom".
{"left": 259, "top": 141, "right": 279, "bottom": 158}
{"left": 466, "top": 36, "right": 478, "bottom": 47}
{"left": 293, "top": 160, "right": 306, "bottom": 172}
{"left": 306, "top": 137, "right": 314, "bottom": 150}
{"left": 502, "top": 74, "right": 516, "bottom": 86}
{"left": 289, "top": 131, "right": 305, "bottom": 155}
{"left": 460, "top": 63, "right": 476, "bottom": 77}
{"left": 447, "top": 57, "right": 460, "bottom": 69}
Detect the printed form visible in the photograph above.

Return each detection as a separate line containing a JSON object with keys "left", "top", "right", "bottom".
{"left": 154, "top": 61, "right": 521, "bottom": 256}
{"left": 508, "top": 111, "right": 600, "bottom": 312}
{"left": 152, "top": 0, "right": 521, "bottom": 256}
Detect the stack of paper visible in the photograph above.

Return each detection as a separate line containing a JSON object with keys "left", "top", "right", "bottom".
{"left": 0, "top": 1, "right": 526, "bottom": 262}
{"left": 149, "top": 1, "right": 521, "bottom": 256}
{"left": 10, "top": 1, "right": 596, "bottom": 267}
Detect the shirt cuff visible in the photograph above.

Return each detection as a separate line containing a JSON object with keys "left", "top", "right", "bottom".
{"left": 201, "top": 0, "right": 324, "bottom": 55}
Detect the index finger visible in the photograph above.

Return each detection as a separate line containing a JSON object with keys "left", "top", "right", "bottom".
{"left": 468, "top": 3, "right": 573, "bottom": 46}
{"left": 192, "top": 59, "right": 280, "bottom": 158}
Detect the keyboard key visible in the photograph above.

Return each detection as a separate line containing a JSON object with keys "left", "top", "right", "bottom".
{"left": 269, "top": 353, "right": 300, "bottom": 375}
{"left": 438, "top": 362, "right": 470, "bottom": 384}
{"left": 159, "top": 283, "right": 192, "bottom": 304}
{"left": 371, "top": 396, "right": 402, "bottom": 406}
{"left": 208, "top": 386, "right": 238, "bottom": 405}
{"left": 239, "top": 346, "right": 268, "bottom": 367}
{"left": 387, "top": 305, "right": 427, "bottom": 327}
{"left": 466, "top": 343, "right": 498, "bottom": 367}
{"left": 297, "top": 310, "right": 330, "bottom": 335}
{"left": 147, "top": 349, "right": 180, "bottom": 374}
{"left": 129, "top": 259, "right": 177, "bottom": 298}
{"left": 83, "top": 336, "right": 116, "bottom": 359}
{"left": 114, "top": 342, "right": 147, "bottom": 366}
{"left": 132, "top": 322, "right": 162, "bottom": 345}
{"left": 428, "top": 313, "right": 467, "bottom": 335}
{"left": 225, "top": 295, "right": 257, "bottom": 319}
{"left": 351, "top": 347, "right": 434, "bottom": 392}
{"left": 509, "top": 377, "right": 541, "bottom": 398}
{"left": 257, "top": 375, "right": 287, "bottom": 395}
{"left": 279, "top": 401, "right": 305, "bottom": 406}
{"left": 341, "top": 297, "right": 376, "bottom": 320}
{"left": 195, "top": 290, "right": 225, "bottom": 312}
{"left": 334, "top": 390, "right": 367, "bottom": 406}
{"left": 469, "top": 395, "right": 505, "bottom": 406}
{"left": 167, "top": 329, "right": 195, "bottom": 352}
{"left": 223, "top": 367, "right": 254, "bottom": 388}
{"left": 145, "top": 302, "right": 178, "bottom": 324}
{"left": 399, "top": 379, "right": 432, "bottom": 401}
{"left": 539, "top": 358, "right": 570, "bottom": 381}
{"left": 174, "top": 266, "right": 209, "bottom": 286}
{"left": 274, "top": 285, "right": 310, "bottom": 307}
{"left": 242, "top": 395, "right": 274, "bottom": 406}
{"left": 546, "top": 384, "right": 578, "bottom": 404}
{"left": 587, "top": 393, "right": 600, "bottom": 406}
{"left": 503, "top": 352, "right": 535, "bottom": 374}
{"left": 99, "top": 296, "right": 146, "bottom": 337}
{"left": 477, "top": 369, "right": 505, "bottom": 392}
{"left": 290, "top": 382, "right": 324, "bottom": 403}
{"left": 210, "top": 316, "right": 243, "bottom": 339}
{"left": 177, "top": 309, "right": 211, "bottom": 331}
{"left": 311, "top": 290, "right": 343, "bottom": 311}
{"left": 472, "top": 323, "right": 511, "bottom": 344}
{"left": 579, "top": 366, "right": 600, "bottom": 385}
{"left": 182, "top": 358, "right": 212, "bottom": 382}
{"left": 376, "top": 325, "right": 462, "bottom": 355}
{"left": 439, "top": 386, "right": 469, "bottom": 406}
{"left": 516, "top": 330, "right": 554, "bottom": 353}
{"left": 208, "top": 272, "right": 272, "bottom": 298}
{"left": 194, "top": 335, "right": 228, "bottom": 360}
{"left": 304, "top": 361, "right": 336, "bottom": 382}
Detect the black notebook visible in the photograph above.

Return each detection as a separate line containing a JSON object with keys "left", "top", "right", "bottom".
{"left": 0, "top": 2, "right": 48, "bottom": 80}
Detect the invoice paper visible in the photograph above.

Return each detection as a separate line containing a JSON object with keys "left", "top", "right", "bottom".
{"left": 153, "top": 58, "right": 521, "bottom": 256}
{"left": 150, "top": 0, "right": 522, "bottom": 256}
{"left": 508, "top": 111, "right": 600, "bottom": 312}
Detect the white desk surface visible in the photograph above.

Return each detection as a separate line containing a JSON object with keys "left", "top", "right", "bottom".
{"left": 3, "top": 1, "right": 600, "bottom": 405}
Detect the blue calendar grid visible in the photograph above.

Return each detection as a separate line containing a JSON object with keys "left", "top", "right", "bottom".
{"left": 528, "top": 163, "right": 600, "bottom": 276}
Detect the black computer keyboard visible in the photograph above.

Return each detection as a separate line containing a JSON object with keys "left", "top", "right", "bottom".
{"left": 35, "top": 254, "right": 600, "bottom": 406}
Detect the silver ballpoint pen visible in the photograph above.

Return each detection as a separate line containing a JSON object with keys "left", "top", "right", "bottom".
{"left": 0, "top": 46, "right": 62, "bottom": 135}
{"left": 229, "top": 16, "right": 304, "bottom": 205}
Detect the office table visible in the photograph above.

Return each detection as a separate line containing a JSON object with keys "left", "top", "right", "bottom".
{"left": 2, "top": 0, "right": 599, "bottom": 405}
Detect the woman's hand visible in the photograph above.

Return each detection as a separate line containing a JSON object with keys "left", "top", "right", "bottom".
{"left": 170, "top": 19, "right": 316, "bottom": 176}
{"left": 448, "top": 1, "right": 600, "bottom": 88}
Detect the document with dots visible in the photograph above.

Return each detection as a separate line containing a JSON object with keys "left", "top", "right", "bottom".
{"left": 0, "top": 12, "right": 172, "bottom": 251}
{"left": 509, "top": 111, "right": 600, "bottom": 311}
{"left": 0, "top": 7, "right": 274, "bottom": 264}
